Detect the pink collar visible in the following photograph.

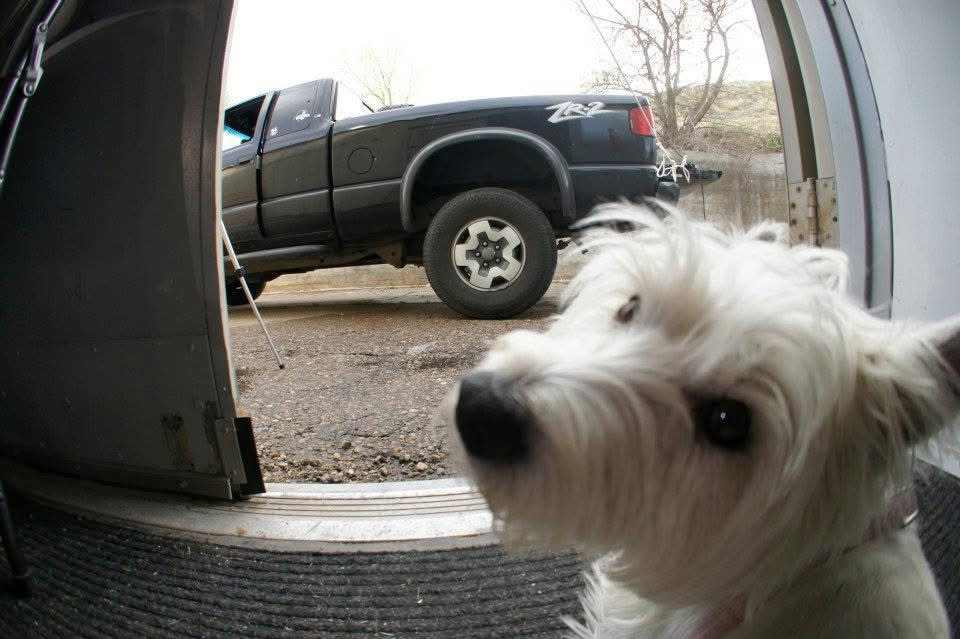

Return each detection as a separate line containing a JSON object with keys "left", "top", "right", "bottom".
{"left": 685, "top": 490, "right": 918, "bottom": 639}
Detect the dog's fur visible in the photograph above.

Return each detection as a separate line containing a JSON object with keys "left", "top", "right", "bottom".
{"left": 445, "top": 205, "right": 957, "bottom": 638}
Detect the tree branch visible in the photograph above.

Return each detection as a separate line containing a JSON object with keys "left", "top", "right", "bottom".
{"left": 579, "top": 0, "right": 744, "bottom": 148}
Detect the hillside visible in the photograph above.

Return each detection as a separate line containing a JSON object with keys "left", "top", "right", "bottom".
{"left": 683, "top": 80, "right": 783, "bottom": 152}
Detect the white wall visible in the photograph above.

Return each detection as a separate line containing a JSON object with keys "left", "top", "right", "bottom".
{"left": 846, "top": 0, "right": 960, "bottom": 475}
{"left": 847, "top": 0, "right": 960, "bottom": 321}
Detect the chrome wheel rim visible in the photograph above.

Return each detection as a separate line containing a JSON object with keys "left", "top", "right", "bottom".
{"left": 451, "top": 217, "right": 525, "bottom": 291}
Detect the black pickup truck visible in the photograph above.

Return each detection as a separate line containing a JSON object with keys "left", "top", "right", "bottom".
{"left": 222, "top": 78, "right": 679, "bottom": 318}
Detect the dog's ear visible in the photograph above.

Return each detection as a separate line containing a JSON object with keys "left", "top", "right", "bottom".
{"left": 794, "top": 247, "right": 849, "bottom": 293}
{"left": 743, "top": 222, "right": 849, "bottom": 293}
{"left": 745, "top": 221, "right": 789, "bottom": 244}
{"left": 921, "top": 316, "right": 960, "bottom": 408}
{"left": 863, "top": 317, "right": 960, "bottom": 447}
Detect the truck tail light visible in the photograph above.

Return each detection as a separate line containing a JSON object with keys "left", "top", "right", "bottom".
{"left": 629, "top": 105, "right": 656, "bottom": 137}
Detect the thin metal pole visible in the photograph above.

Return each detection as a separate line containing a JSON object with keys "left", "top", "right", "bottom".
{"left": 220, "top": 219, "right": 284, "bottom": 369}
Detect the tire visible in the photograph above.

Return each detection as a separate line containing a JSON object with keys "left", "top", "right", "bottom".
{"left": 423, "top": 187, "right": 557, "bottom": 319}
{"left": 225, "top": 279, "right": 266, "bottom": 306}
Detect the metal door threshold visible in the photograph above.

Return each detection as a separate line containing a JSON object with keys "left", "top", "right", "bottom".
{"left": 0, "top": 460, "right": 495, "bottom": 552}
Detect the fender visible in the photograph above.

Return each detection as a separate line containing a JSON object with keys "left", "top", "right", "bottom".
{"left": 399, "top": 127, "right": 576, "bottom": 233}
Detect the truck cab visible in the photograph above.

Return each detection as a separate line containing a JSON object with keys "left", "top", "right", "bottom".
{"left": 222, "top": 80, "right": 342, "bottom": 253}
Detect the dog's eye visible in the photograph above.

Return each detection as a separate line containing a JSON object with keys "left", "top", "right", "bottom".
{"left": 698, "top": 399, "right": 751, "bottom": 449}
{"left": 616, "top": 295, "right": 640, "bottom": 323}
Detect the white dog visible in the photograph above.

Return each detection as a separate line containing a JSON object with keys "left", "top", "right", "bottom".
{"left": 445, "top": 205, "right": 956, "bottom": 638}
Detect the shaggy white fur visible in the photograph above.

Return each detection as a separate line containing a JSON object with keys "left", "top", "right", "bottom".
{"left": 445, "top": 204, "right": 957, "bottom": 638}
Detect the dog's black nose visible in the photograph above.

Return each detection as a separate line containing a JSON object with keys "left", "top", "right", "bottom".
{"left": 455, "top": 371, "right": 530, "bottom": 463}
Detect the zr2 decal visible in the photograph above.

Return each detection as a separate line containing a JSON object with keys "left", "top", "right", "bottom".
{"left": 546, "top": 101, "right": 612, "bottom": 124}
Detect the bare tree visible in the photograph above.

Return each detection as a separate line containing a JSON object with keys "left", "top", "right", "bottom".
{"left": 341, "top": 48, "right": 416, "bottom": 110}
{"left": 580, "top": 0, "right": 743, "bottom": 151}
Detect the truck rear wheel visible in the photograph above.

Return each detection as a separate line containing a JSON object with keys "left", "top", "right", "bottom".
{"left": 423, "top": 188, "right": 557, "bottom": 319}
{"left": 225, "top": 279, "right": 266, "bottom": 307}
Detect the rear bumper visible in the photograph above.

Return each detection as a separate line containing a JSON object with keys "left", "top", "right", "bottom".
{"left": 568, "top": 164, "right": 660, "bottom": 221}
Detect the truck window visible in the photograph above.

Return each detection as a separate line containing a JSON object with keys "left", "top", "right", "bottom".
{"left": 223, "top": 126, "right": 248, "bottom": 150}
{"left": 266, "top": 81, "right": 319, "bottom": 138}
{"left": 335, "top": 85, "right": 374, "bottom": 120}
{"left": 223, "top": 94, "right": 265, "bottom": 150}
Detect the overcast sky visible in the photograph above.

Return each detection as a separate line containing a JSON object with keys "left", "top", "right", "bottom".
{"left": 224, "top": 0, "right": 772, "bottom": 107}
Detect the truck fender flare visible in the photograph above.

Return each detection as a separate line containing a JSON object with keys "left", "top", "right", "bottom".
{"left": 399, "top": 127, "right": 575, "bottom": 233}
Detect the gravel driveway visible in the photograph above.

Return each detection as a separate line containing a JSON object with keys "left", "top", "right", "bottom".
{"left": 229, "top": 284, "right": 560, "bottom": 483}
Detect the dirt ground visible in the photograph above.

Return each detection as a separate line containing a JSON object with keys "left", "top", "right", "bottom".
{"left": 229, "top": 284, "right": 560, "bottom": 483}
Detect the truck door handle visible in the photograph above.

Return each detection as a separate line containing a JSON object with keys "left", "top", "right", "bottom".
{"left": 238, "top": 158, "right": 253, "bottom": 166}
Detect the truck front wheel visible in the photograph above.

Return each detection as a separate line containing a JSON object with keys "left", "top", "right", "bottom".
{"left": 423, "top": 188, "right": 557, "bottom": 319}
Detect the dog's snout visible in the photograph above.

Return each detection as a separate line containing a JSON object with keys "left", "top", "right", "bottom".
{"left": 455, "top": 371, "right": 530, "bottom": 463}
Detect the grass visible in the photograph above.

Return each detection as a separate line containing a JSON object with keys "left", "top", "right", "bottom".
{"left": 683, "top": 80, "right": 783, "bottom": 152}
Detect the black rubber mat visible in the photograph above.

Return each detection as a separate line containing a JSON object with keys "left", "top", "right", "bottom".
{"left": 0, "top": 464, "right": 957, "bottom": 638}
{"left": 0, "top": 499, "right": 584, "bottom": 638}
{"left": 916, "top": 462, "right": 960, "bottom": 638}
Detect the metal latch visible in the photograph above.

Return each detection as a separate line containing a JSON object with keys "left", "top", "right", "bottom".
{"left": 0, "top": 0, "right": 64, "bottom": 191}
{"left": 23, "top": 13, "right": 54, "bottom": 97}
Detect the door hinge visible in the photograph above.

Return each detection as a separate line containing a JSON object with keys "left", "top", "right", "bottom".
{"left": 214, "top": 417, "right": 248, "bottom": 490}
{"left": 214, "top": 416, "right": 265, "bottom": 498}
{"left": 788, "top": 177, "right": 837, "bottom": 248}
